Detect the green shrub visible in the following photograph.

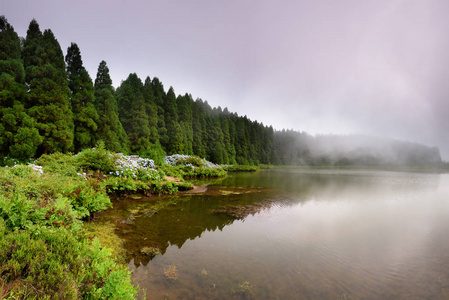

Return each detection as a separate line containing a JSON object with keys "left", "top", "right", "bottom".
{"left": 140, "top": 142, "right": 166, "bottom": 166}
{"left": 63, "top": 179, "right": 111, "bottom": 217}
{"left": 0, "top": 167, "right": 110, "bottom": 232}
{"left": 182, "top": 166, "right": 227, "bottom": 178}
{"left": 0, "top": 164, "right": 138, "bottom": 299}
{"left": 35, "top": 152, "right": 79, "bottom": 177}
{"left": 75, "top": 144, "right": 117, "bottom": 174}
{"left": 0, "top": 227, "right": 137, "bottom": 299}
{"left": 159, "top": 164, "right": 226, "bottom": 179}
{"left": 104, "top": 177, "right": 149, "bottom": 194}
{"left": 150, "top": 181, "right": 178, "bottom": 195}
{"left": 0, "top": 156, "right": 26, "bottom": 167}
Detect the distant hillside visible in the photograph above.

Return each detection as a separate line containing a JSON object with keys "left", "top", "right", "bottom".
{"left": 274, "top": 131, "right": 442, "bottom": 166}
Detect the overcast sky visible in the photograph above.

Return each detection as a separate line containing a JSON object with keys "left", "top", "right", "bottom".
{"left": 4, "top": 0, "right": 449, "bottom": 159}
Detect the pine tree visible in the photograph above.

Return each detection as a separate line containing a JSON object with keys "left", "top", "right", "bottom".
{"left": 163, "top": 87, "right": 185, "bottom": 154}
{"left": 143, "top": 76, "right": 160, "bottom": 144}
{"left": 66, "top": 43, "right": 98, "bottom": 152}
{"left": 191, "top": 99, "right": 207, "bottom": 158}
{"left": 220, "top": 117, "right": 236, "bottom": 164}
{"left": 94, "top": 60, "right": 129, "bottom": 153}
{"left": 0, "top": 16, "right": 41, "bottom": 160}
{"left": 150, "top": 77, "right": 167, "bottom": 146}
{"left": 23, "top": 20, "right": 74, "bottom": 154}
{"left": 116, "top": 73, "right": 150, "bottom": 154}
{"left": 177, "top": 94, "right": 193, "bottom": 155}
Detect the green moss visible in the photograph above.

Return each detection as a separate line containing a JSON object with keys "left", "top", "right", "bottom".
{"left": 83, "top": 222, "right": 128, "bottom": 264}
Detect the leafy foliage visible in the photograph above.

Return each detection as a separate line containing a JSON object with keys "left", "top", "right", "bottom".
{"left": 0, "top": 225, "right": 137, "bottom": 299}
{"left": 74, "top": 143, "right": 117, "bottom": 174}
{"left": 0, "top": 163, "right": 139, "bottom": 299}
{"left": 35, "top": 152, "right": 79, "bottom": 177}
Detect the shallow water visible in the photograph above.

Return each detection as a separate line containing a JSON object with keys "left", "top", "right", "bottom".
{"left": 96, "top": 169, "right": 449, "bottom": 299}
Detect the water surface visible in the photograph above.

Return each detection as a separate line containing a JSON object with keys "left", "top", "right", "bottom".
{"left": 96, "top": 169, "right": 449, "bottom": 299}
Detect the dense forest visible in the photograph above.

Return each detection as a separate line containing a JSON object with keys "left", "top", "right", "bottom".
{"left": 0, "top": 16, "right": 443, "bottom": 166}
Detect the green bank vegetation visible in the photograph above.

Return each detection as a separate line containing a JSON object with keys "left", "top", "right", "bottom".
{"left": 0, "top": 164, "right": 136, "bottom": 299}
{"left": 0, "top": 145, "right": 235, "bottom": 299}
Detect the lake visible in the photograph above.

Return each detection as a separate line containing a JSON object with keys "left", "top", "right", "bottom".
{"left": 95, "top": 168, "right": 449, "bottom": 299}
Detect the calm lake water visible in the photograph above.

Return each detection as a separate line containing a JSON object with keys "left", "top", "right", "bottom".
{"left": 96, "top": 169, "right": 449, "bottom": 299}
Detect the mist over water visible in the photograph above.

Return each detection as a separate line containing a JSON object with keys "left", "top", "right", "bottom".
{"left": 96, "top": 169, "right": 449, "bottom": 299}
{"left": 273, "top": 132, "right": 442, "bottom": 166}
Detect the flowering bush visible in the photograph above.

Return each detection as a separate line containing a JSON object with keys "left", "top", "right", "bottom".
{"left": 110, "top": 153, "right": 163, "bottom": 182}
{"left": 164, "top": 154, "right": 219, "bottom": 168}
{"left": 137, "top": 157, "right": 155, "bottom": 169}
{"left": 28, "top": 164, "right": 43, "bottom": 175}
{"left": 1, "top": 156, "right": 20, "bottom": 167}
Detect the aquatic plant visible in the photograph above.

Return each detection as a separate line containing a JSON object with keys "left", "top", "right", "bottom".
{"left": 233, "top": 281, "right": 255, "bottom": 299}
{"left": 163, "top": 265, "right": 179, "bottom": 280}
{"left": 140, "top": 246, "right": 161, "bottom": 257}
{"left": 83, "top": 222, "right": 127, "bottom": 264}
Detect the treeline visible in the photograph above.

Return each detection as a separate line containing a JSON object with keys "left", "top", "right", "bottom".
{"left": 0, "top": 16, "right": 276, "bottom": 165}
{"left": 0, "top": 16, "right": 442, "bottom": 166}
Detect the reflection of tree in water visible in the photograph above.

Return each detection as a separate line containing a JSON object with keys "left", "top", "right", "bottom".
{"left": 96, "top": 169, "right": 435, "bottom": 267}
{"left": 222, "top": 169, "right": 439, "bottom": 200}
{"left": 98, "top": 188, "right": 275, "bottom": 267}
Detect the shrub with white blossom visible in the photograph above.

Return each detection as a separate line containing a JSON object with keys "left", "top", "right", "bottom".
{"left": 111, "top": 154, "right": 162, "bottom": 182}
{"left": 164, "top": 154, "right": 219, "bottom": 169}
{"left": 137, "top": 157, "right": 155, "bottom": 169}
{"left": 28, "top": 164, "right": 43, "bottom": 175}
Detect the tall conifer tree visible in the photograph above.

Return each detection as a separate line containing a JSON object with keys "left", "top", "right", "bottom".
{"left": 164, "top": 87, "right": 183, "bottom": 154}
{"left": 143, "top": 76, "right": 160, "bottom": 144}
{"left": 177, "top": 94, "right": 194, "bottom": 155}
{"left": 23, "top": 20, "right": 74, "bottom": 154}
{"left": 94, "top": 60, "right": 129, "bottom": 153}
{"left": 150, "top": 77, "right": 168, "bottom": 145}
{"left": 66, "top": 43, "right": 98, "bottom": 152}
{"left": 0, "top": 16, "right": 41, "bottom": 160}
{"left": 116, "top": 73, "right": 150, "bottom": 154}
